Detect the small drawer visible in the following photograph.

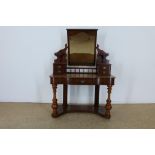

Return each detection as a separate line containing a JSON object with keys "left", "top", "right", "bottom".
{"left": 100, "top": 77, "right": 115, "bottom": 85}
{"left": 69, "top": 78, "right": 95, "bottom": 85}
{"left": 100, "top": 78, "right": 111, "bottom": 85}
{"left": 97, "top": 64, "right": 111, "bottom": 76}
{"left": 54, "top": 77, "right": 67, "bottom": 84}
{"left": 54, "top": 70, "right": 62, "bottom": 74}
{"left": 57, "top": 70, "right": 62, "bottom": 73}
{"left": 57, "top": 65, "right": 62, "bottom": 69}
{"left": 53, "top": 64, "right": 66, "bottom": 75}
{"left": 102, "top": 70, "right": 110, "bottom": 76}
{"left": 102, "top": 66, "right": 108, "bottom": 70}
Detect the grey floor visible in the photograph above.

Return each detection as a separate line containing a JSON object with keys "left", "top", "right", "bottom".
{"left": 0, "top": 103, "right": 155, "bottom": 129}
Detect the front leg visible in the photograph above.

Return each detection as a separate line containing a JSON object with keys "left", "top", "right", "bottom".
{"left": 51, "top": 83, "right": 58, "bottom": 117}
{"left": 105, "top": 85, "right": 112, "bottom": 119}
{"left": 63, "top": 84, "right": 68, "bottom": 108}
{"left": 94, "top": 85, "right": 100, "bottom": 107}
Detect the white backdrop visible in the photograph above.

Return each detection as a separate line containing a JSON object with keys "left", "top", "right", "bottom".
{"left": 0, "top": 26, "right": 155, "bottom": 104}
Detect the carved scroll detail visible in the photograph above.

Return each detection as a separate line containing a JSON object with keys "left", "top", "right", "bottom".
{"left": 96, "top": 44, "right": 109, "bottom": 64}
{"left": 54, "top": 44, "right": 68, "bottom": 63}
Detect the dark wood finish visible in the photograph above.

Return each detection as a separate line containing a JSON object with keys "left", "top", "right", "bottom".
{"left": 63, "top": 84, "right": 68, "bottom": 108}
{"left": 105, "top": 85, "right": 112, "bottom": 118}
{"left": 50, "top": 29, "right": 115, "bottom": 119}
{"left": 54, "top": 44, "right": 67, "bottom": 64}
{"left": 51, "top": 82, "right": 58, "bottom": 117}
{"left": 94, "top": 85, "right": 100, "bottom": 107}
{"left": 96, "top": 44, "right": 109, "bottom": 64}
{"left": 53, "top": 44, "right": 67, "bottom": 76}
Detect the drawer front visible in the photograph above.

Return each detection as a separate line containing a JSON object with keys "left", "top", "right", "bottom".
{"left": 69, "top": 78, "right": 97, "bottom": 85}
{"left": 97, "top": 64, "right": 111, "bottom": 76}
{"left": 51, "top": 77, "right": 67, "bottom": 84}
{"left": 102, "top": 70, "right": 110, "bottom": 76}
{"left": 53, "top": 64, "right": 66, "bottom": 75}
{"left": 100, "top": 78, "right": 111, "bottom": 85}
{"left": 100, "top": 77, "right": 115, "bottom": 85}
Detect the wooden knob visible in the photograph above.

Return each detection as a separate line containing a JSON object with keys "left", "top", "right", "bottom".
{"left": 80, "top": 80, "right": 85, "bottom": 84}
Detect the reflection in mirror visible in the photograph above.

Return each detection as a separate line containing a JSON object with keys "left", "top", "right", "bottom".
{"left": 68, "top": 30, "right": 97, "bottom": 66}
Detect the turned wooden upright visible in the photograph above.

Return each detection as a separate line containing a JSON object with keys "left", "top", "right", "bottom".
{"left": 50, "top": 29, "right": 115, "bottom": 119}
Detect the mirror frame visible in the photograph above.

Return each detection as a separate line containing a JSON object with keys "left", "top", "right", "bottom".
{"left": 67, "top": 29, "right": 98, "bottom": 66}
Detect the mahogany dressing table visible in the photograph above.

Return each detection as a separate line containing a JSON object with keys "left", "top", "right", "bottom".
{"left": 50, "top": 29, "right": 115, "bottom": 119}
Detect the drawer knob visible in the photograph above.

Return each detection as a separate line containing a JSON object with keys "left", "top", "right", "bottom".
{"left": 57, "top": 66, "right": 61, "bottom": 69}
{"left": 80, "top": 80, "right": 85, "bottom": 84}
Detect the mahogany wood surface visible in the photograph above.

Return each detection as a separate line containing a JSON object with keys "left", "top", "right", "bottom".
{"left": 50, "top": 75, "right": 114, "bottom": 119}
{"left": 50, "top": 29, "right": 115, "bottom": 119}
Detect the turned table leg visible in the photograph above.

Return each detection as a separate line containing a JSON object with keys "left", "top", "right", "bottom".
{"left": 63, "top": 84, "right": 68, "bottom": 108}
{"left": 94, "top": 85, "right": 100, "bottom": 107}
{"left": 51, "top": 83, "right": 58, "bottom": 117}
{"left": 105, "top": 85, "right": 112, "bottom": 119}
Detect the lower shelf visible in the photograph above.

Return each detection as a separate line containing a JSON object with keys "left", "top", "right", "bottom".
{"left": 52, "top": 104, "right": 110, "bottom": 119}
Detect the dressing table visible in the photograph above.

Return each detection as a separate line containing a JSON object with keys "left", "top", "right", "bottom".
{"left": 50, "top": 29, "right": 115, "bottom": 119}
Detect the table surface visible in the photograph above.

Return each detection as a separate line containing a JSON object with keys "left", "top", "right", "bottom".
{"left": 50, "top": 74, "right": 115, "bottom": 85}
{"left": 51, "top": 74, "right": 115, "bottom": 79}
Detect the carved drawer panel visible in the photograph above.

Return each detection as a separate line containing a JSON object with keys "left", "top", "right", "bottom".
{"left": 99, "top": 78, "right": 111, "bottom": 85}
{"left": 97, "top": 64, "right": 111, "bottom": 76}
{"left": 53, "top": 64, "right": 66, "bottom": 75}
{"left": 99, "top": 77, "right": 115, "bottom": 85}
{"left": 102, "top": 70, "right": 110, "bottom": 76}
{"left": 102, "top": 66, "right": 108, "bottom": 70}
{"left": 53, "top": 77, "right": 67, "bottom": 84}
{"left": 69, "top": 78, "right": 97, "bottom": 85}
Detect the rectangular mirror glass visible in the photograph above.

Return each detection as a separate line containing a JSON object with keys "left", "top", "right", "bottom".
{"left": 67, "top": 29, "right": 97, "bottom": 66}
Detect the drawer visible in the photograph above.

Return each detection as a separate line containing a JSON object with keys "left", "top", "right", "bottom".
{"left": 99, "top": 77, "right": 115, "bottom": 85}
{"left": 102, "top": 66, "right": 109, "bottom": 70}
{"left": 97, "top": 64, "right": 111, "bottom": 75}
{"left": 102, "top": 70, "right": 110, "bottom": 76}
{"left": 53, "top": 77, "right": 67, "bottom": 84}
{"left": 99, "top": 78, "right": 111, "bottom": 85}
{"left": 69, "top": 78, "right": 97, "bottom": 85}
{"left": 53, "top": 64, "right": 66, "bottom": 75}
